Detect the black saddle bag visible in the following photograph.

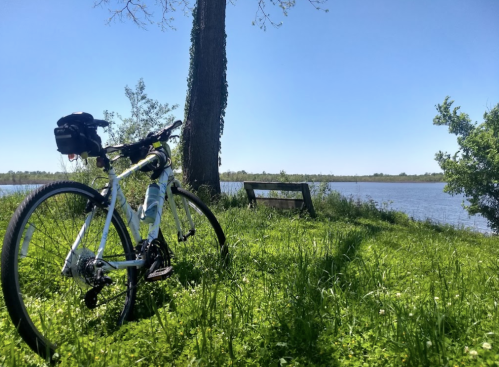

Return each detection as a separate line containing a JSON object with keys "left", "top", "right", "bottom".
{"left": 54, "top": 113, "right": 103, "bottom": 157}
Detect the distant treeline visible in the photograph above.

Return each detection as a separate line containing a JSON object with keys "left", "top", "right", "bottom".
{"left": 0, "top": 170, "right": 445, "bottom": 185}
{"left": 220, "top": 171, "right": 445, "bottom": 183}
{"left": 0, "top": 171, "right": 69, "bottom": 185}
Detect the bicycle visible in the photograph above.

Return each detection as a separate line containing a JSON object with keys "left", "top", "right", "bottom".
{"left": 1, "top": 112, "right": 227, "bottom": 361}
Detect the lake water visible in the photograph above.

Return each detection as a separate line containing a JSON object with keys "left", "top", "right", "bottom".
{"left": 221, "top": 181, "right": 490, "bottom": 233}
{"left": 0, "top": 185, "right": 41, "bottom": 197}
{"left": 1, "top": 182, "right": 490, "bottom": 233}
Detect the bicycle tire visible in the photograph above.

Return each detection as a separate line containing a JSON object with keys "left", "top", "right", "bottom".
{"left": 1, "top": 181, "right": 137, "bottom": 361}
{"left": 163, "top": 187, "right": 227, "bottom": 272}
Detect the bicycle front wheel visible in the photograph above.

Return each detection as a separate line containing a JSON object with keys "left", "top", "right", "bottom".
{"left": 1, "top": 181, "right": 137, "bottom": 361}
{"left": 162, "top": 187, "right": 227, "bottom": 277}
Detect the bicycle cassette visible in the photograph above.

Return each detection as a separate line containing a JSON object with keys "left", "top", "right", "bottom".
{"left": 69, "top": 248, "right": 97, "bottom": 288}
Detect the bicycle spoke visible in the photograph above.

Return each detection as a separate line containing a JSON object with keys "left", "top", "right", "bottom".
{"left": 3, "top": 182, "right": 136, "bottom": 359}
{"left": 0, "top": 118, "right": 230, "bottom": 363}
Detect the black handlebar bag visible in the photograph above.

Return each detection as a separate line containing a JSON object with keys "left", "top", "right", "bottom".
{"left": 54, "top": 112, "right": 103, "bottom": 157}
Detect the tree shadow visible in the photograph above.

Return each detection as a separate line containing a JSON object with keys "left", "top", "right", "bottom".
{"left": 262, "top": 229, "right": 375, "bottom": 365}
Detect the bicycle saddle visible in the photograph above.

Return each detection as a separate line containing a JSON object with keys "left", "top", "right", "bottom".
{"left": 57, "top": 112, "right": 109, "bottom": 128}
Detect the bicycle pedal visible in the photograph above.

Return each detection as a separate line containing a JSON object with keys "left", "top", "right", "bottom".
{"left": 145, "top": 266, "right": 174, "bottom": 282}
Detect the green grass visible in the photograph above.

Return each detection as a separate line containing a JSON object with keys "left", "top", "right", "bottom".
{"left": 1, "top": 188, "right": 499, "bottom": 366}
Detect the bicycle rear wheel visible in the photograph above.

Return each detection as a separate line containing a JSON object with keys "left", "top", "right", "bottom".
{"left": 1, "top": 181, "right": 137, "bottom": 361}
{"left": 161, "top": 187, "right": 227, "bottom": 278}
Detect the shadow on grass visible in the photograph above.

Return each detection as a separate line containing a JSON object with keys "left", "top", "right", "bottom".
{"left": 262, "top": 230, "right": 373, "bottom": 366}
{"left": 133, "top": 280, "right": 174, "bottom": 321}
{"left": 132, "top": 255, "right": 229, "bottom": 322}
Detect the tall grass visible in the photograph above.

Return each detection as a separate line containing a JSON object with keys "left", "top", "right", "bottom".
{"left": 0, "top": 189, "right": 32, "bottom": 237}
{"left": 1, "top": 187, "right": 499, "bottom": 366}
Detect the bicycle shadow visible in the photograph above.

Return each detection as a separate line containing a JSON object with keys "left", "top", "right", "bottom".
{"left": 131, "top": 256, "right": 227, "bottom": 321}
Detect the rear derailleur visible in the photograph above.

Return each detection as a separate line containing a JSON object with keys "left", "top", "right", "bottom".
{"left": 84, "top": 268, "right": 113, "bottom": 309}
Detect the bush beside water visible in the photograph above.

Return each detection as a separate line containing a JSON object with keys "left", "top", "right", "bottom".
{"left": 1, "top": 185, "right": 499, "bottom": 366}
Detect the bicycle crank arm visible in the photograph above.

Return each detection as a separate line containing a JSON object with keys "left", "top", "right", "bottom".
{"left": 177, "top": 229, "right": 196, "bottom": 242}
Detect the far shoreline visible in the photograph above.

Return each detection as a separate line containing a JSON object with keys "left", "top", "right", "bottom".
{"left": 222, "top": 180, "right": 445, "bottom": 184}
{"left": 1, "top": 179, "right": 447, "bottom": 186}
{"left": 0, "top": 172, "right": 445, "bottom": 185}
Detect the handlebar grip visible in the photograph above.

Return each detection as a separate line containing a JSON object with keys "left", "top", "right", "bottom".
{"left": 172, "top": 120, "right": 182, "bottom": 129}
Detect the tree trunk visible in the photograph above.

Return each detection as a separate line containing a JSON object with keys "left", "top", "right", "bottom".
{"left": 182, "top": 0, "right": 227, "bottom": 196}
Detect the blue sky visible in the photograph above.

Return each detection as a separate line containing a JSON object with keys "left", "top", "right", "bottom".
{"left": 0, "top": 0, "right": 498, "bottom": 175}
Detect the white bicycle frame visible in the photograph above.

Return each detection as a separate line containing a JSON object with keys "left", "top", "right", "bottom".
{"left": 61, "top": 148, "right": 195, "bottom": 276}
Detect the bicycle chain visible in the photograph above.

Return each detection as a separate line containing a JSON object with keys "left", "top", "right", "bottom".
{"left": 90, "top": 239, "right": 172, "bottom": 308}
{"left": 91, "top": 278, "right": 143, "bottom": 309}
{"left": 86, "top": 253, "right": 139, "bottom": 308}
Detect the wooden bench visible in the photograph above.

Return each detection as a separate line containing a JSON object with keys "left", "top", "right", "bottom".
{"left": 243, "top": 181, "right": 316, "bottom": 218}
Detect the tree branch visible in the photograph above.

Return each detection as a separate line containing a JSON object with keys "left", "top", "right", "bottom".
{"left": 94, "top": 0, "right": 192, "bottom": 30}
{"left": 254, "top": 0, "right": 328, "bottom": 30}
{"left": 157, "top": 0, "right": 192, "bottom": 30}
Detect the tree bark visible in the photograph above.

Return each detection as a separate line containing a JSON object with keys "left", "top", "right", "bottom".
{"left": 182, "top": 0, "right": 226, "bottom": 196}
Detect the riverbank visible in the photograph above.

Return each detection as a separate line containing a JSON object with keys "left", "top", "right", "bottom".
{"left": 0, "top": 180, "right": 60, "bottom": 185}
{"left": 0, "top": 171, "right": 444, "bottom": 185}
{"left": 220, "top": 172, "right": 444, "bottom": 183}
{"left": 2, "top": 181, "right": 485, "bottom": 232}
{"left": 0, "top": 171, "right": 68, "bottom": 185}
{"left": 0, "top": 189, "right": 497, "bottom": 366}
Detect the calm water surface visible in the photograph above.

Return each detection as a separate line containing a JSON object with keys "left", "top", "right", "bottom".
{"left": 1, "top": 182, "right": 490, "bottom": 233}
{"left": 0, "top": 185, "right": 41, "bottom": 196}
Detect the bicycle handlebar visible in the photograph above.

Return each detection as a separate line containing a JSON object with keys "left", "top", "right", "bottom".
{"left": 103, "top": 120, "right": 183, "bottom": 154}
{"left": 141, "top": 120, "right": 182, "bottom": 145}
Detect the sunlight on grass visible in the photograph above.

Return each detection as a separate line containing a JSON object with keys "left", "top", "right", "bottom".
{"left": 1, "top": 188, "right": 499, "bottom": 365}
